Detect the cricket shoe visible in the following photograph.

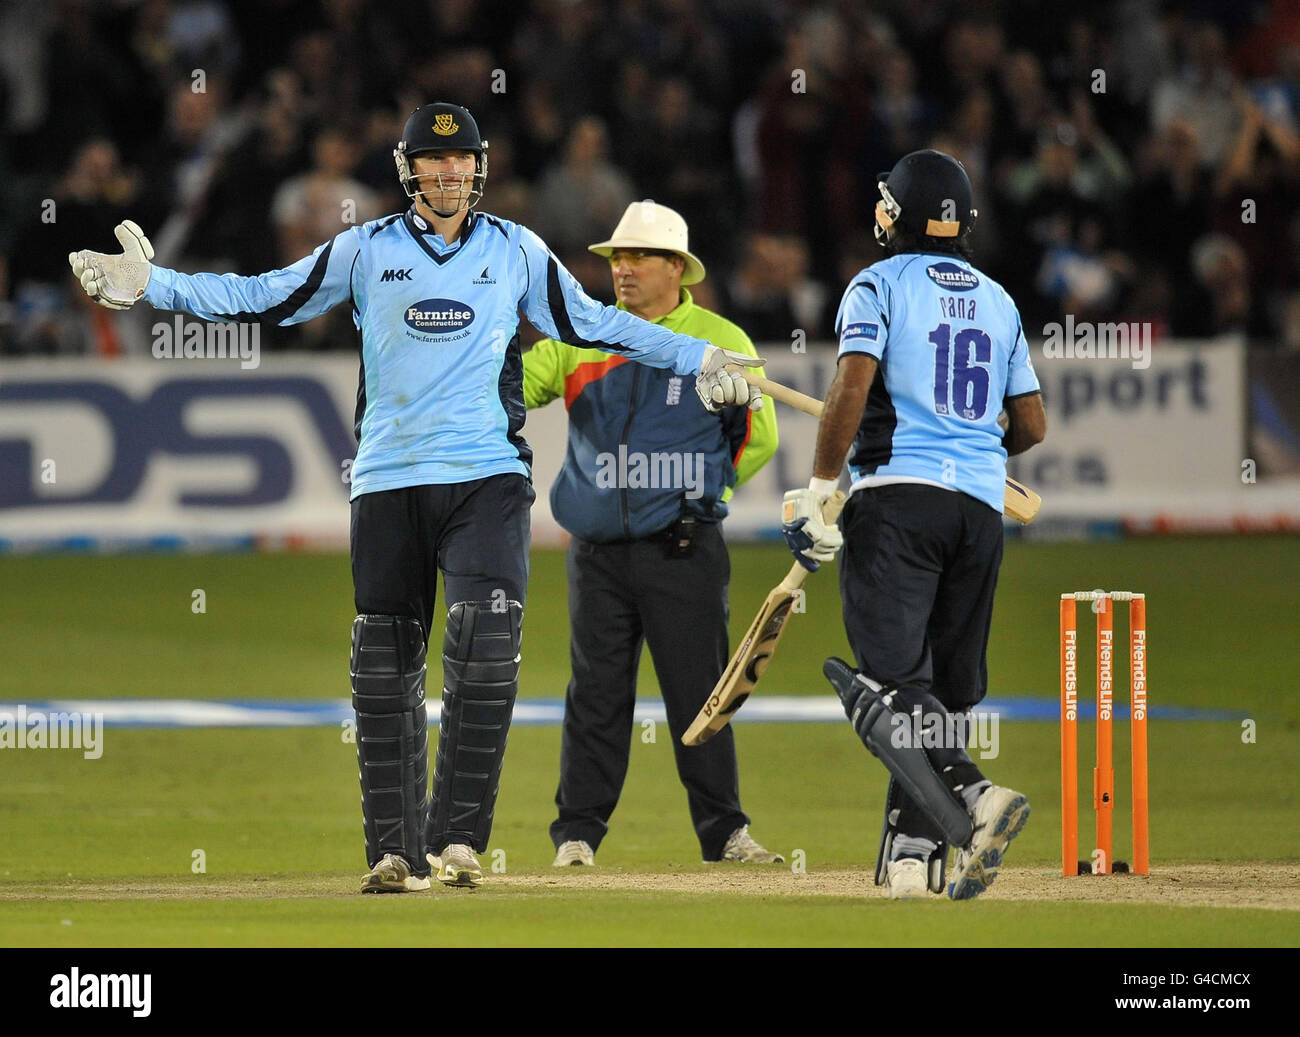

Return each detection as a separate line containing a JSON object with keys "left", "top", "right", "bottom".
{"left": 360, "top": 853, "right": 431, "bottom": 894}
{"left": 718, "top": 825, "right": 785, "bottom": 863}
{"left": 883, "top": 857, "right": 930, "bottom": 900}
{"left": 553, "top": 840, "right": 595, "bottom": 867}
{"left": 429, "top": 843, "right": 483, "bottom": 888}
{"left": 948, "top": 785, "right": 1030, "bottom": 901}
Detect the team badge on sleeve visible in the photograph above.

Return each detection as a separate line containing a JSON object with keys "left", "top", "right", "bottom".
{"left": 842, "top": 322, "right": 880, "bottom": 342}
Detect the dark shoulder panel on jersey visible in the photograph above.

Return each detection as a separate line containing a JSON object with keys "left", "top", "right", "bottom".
{"left": 352, "top": 321, "right": 365, "bottom": 442}
{"left": 544, "top": 254, "right": 623, "bottom": 353}
{"left": 847, "top": 361, "right": 897, "bottom": 475}
{"left": 496, "top": 331, "right": 531, "bottom": 467}
{"left": 215, "top": 240, "right": 335, "bottom": 323}
{"left": 368, "top": 214, "right": 403, "bottom": 238}
{"left": 478, "top": 212, "right": 510, "bottom": 239}
{"left": 850, "top": 279, "right": 890, "bottom": 330}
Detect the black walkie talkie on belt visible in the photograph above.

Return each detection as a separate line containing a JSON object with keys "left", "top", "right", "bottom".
{"left": 666, "top": 513, "right": 697, "bottom": 558}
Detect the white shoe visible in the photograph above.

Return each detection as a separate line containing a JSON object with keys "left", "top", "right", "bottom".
{"left": 429, "top": 843, "right": 483, "bottom": 888}
{"left": 948, "top": 785, "right": 1030, "bottom": 900}
{"left": 883, "top": 857, "right": 930, "bottom": 900}
{"left": 718, "top": 825, "right": 785, "bottom": 863}
{"left": 360, "top": 852, "right": 431, "bottom": 894}
{"left": 553, "top": 840, "right": 595, "bottom": 867}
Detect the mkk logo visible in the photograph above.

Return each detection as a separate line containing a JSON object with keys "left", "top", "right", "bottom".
{"left": 381, "top": 268, "right": 415, "bottom": 282}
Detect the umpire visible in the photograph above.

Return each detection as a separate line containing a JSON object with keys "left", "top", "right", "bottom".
{"left": 68, "top": 105, "right": 764, "bottom": 893}
{"left": 523, "top": 202, "right": 783, "bottom": 866}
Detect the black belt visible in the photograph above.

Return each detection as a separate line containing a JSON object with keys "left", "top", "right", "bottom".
{"left": 594, "top": 515, "right": 715, "bottom": 555}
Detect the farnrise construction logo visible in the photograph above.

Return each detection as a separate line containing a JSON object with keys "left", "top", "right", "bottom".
{"left": 403, "top": 298, "right": 475, "bottom": 334}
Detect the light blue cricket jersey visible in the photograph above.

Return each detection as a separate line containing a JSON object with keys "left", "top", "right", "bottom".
{"left": 834, "top": 252, "right": 1041, "bottom": 514}
{"left": 144, "top": 208, "right": 710, "bottom": 499}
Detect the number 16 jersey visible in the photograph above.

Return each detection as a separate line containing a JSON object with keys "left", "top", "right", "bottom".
{"left": 833, "top": 252, "right": 1041, "bottom": 514}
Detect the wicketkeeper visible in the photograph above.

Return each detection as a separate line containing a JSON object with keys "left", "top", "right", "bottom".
{"left": 68, "top": 102, "right": 763, "bottom": 892}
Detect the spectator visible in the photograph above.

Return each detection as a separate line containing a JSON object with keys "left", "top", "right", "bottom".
{"left": 1014, "top": 126, "right": 1124, "bottom": 324}
{"left": 511, "top": 0, "right": 607, "bottom": 121}
{"left": 472, "top": 134, "right": 533, "bottom": 228}
{"left": 993, "top": 51, "right": 1052, "bottom": 165}
{"left": 1189, "top": 233, "right": 1270, "bottom": 337}
{"left": 940, "top": 20, "right": 1004, "bottom": 104}
{"left": 36, "top": 0, "right": 156, "bottom": 163}
{"left": 137, "top": 80, "right": 244, "bottom": 244}
{"left": 754, "top": 9, "right": 870, "bottom": 281}
{"left": 1129, "top": 119, "right": 1214, "bottom": 335}
{"left": 2, "top": 0, "right": 1297, "bottom": 354}
{"left": 623, "top": 76, "right": 730, "bottom": 248}
{"left": 9, "top": 138, "right": 140, "bottom": 354}
{"left": 530, "top": 117, "right": 636, "bottom": 257}
{"left": 1213, "top": 91, "right": 1300, "bottom": 338}
{"left": 271, "top": 128, "right": 380, "bottom": 265}
{"left": 510, "top": 80, "right": 568, "bottom": 182}
{"left": 1152, "top": 23, "right": 1240, "bottom": 166}
{"left": 718, "top": 232, "right": 803, "bottom": 344}
{"left": 819, "top": 232, "right": 879, "bottom": 337}
{"left": 201, "top": 74, "right": 309, "bottom": 272}
{"left": 270, "top": 127, "right": 380, "bottom": 349}
{"left": 871, "top": 51, "right": 936, "bottom": 161}
{"left": 158, "top": 0, "right": 241, "bottom": 81}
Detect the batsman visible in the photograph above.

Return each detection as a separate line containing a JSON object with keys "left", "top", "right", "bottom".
{"left": 781, "top": 150, "right": 1047, "bottom": 900}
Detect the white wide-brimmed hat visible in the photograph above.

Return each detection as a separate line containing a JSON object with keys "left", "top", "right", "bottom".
{"left": 588, "top": 201, "right": 706, "bottom": 285}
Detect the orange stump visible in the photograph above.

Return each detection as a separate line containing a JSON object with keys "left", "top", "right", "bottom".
{"left": 1094, "top": 595, "right": 1115, "bottom": 873}
{"left": 1130, "top": 595, "right": 1149, "bottom": 875}
{"left": 1059, "top": 596, "right": 1078, "bottom": 877}
{"left": 1060, "top": 591, "right": 1149, "bottom": 877}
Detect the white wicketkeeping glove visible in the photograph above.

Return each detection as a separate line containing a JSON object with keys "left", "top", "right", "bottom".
{"left": 781, "top": 480, "right": 843, "bottom": 572}
{"left": 68, "top": 220, "right": 155, "bottom": 310}
{"left": 696, "top": 345, "right": 766, "bottom": 412}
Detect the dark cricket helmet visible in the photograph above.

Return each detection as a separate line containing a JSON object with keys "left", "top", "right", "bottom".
{"left": 394, "top": 102, "right": 489, "bottom": 212}
{"left": 874, "top": 149, "right": 977, "bottom": 246}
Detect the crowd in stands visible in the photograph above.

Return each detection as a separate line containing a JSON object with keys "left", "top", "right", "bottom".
{"left": 2, "top": 0, "right": 1298, "bottom": 354}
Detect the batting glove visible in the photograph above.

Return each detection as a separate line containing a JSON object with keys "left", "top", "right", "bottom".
{"left": 68, "top": 220, "right": 154, "bottom": 310}
{"left": 781, "top": 480, "right": 843, "bottom": 571}
{"left": 696, "top": 345, "right": 765, "bottom": 412}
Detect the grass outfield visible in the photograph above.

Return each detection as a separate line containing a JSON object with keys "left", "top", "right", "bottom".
{"left": 2, "top": 535, "right": 1298, "bottom": 715}
{"left": 0, "top": 535, "right": 1297, "bottom": 946}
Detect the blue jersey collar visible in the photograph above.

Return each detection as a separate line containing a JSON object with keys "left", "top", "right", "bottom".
{"left": 403, "top": 207, "right": 478, "bottom": 265}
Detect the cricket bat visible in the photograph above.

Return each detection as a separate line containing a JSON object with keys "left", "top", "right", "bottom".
{"left": 682, "top": 490, "right": 847, "bottom": 746}
{"left": 734, "top": 369, "right": 1043, "bottom": 524}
